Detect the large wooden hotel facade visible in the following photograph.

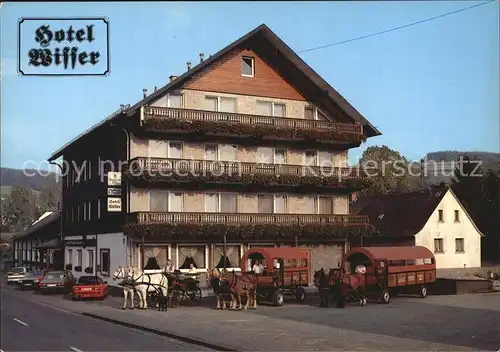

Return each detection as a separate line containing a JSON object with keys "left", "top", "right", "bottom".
{"left": 39, "top": 24, "right": 380, "bottom": 283}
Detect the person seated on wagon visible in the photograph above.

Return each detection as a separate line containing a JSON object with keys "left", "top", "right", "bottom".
{"left": 252, "top": 260, "right": 264, "bottom": 274}
{"left": 355, "top": 264, "right": 367, "bottom": 274}
{"left": 163, "top": 259, "right": 174, "bottom": 274}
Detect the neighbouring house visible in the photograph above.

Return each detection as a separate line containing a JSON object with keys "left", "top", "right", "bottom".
{"left": 46, "top": 24, "right": 381, "bottom": 285}
{"left": 351, "top": 188, "right": 483, "bottom": 269}
{"left": 12, "top": 212, "right": 64, "bottom": 270}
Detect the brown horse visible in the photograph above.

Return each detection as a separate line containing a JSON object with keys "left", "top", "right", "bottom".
{"left": 314, "top": 268, "right": 367, "bottom": 307}
{"left": 206, "top": 268, "right": 235, "bottom": 309}
{"left": 222, "top": 270, "right": 257, "bottom": 310}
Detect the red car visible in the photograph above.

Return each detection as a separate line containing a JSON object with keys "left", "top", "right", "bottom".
{"left": 72, "top": 275, "right": 108, "bottom": 300}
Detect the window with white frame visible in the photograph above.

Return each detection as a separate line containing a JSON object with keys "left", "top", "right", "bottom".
{"left": 434, "top": 239, "right": 444, "bottom": 253}
{"left": 168, "top": 141, "right": 183, "bottom": 158}
{"left": 256, "top": 101, "right": 286, "bottom": 117}
{"left": 87, "top": 201, "right": 91, "bottom": 220}
{"left": 100, "top": 249, "right": 111, "bottom": 276}
{"left": 149, "top": 190, "right": 184, "bottom": 212}
{"left": 257, "top": 147, "right": 287, "bottom": 164}
{"left": 67, "top": 249, "right": 73, "bottom": 264}
{"left": 241, "top": 56, "right": 254, "bottom": 77}
{"left": 205, "top": 193, "right": 237, "bottom": 213}
{"left": 303, "top": 196, "right": 319, "bottom": 214}
{"left": 88, "top": 160, "right": 92, "bottom": 180}
{"left": 305, "top": 106, "right": 328, "bottom": 120}
{"left": 77, "top": 250, "right": 82, "bottom": 267}
{"left": 88, "top": 249, "right": 94, "bottom": 269}
{"left": 303, "top": 151, "right": 318, "bottom": 166}
{"left": 318, "top": 196, "right": 334, "bottom": 214}
{"left": 215, "top": 245, "right": 241, "bottom": 269}
{"left": 148, "top": 140, "right": 168, "bottom": 158}
{"left": 257, "top": 195, "right": 287, "bottom": 213}
{"left": 178, "top": 245, "right": 207, "bottom": 270}
{"left": 204, "top": 144, "right": 218, "bottom": 161}
{"left": 204, "top": 96, "right": 237, "bottom": 113}
{"left": 97, "top": 199, "right": 101, "bottom": 219}
{"left": 151, "top": 93, "right": 183, "bottom": 108}
{"left": 219, "top": 144, "right": 237, "bottom": 161}
{"left": 455, "top": 238, "right": 465, "bottom": 253}
{"left": 318, "top": 151, "right": 334, "bottom": 168}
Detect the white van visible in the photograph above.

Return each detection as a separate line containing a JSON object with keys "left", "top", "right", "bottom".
{"left": 7, "top": 267, "right": 29, "bottom": 284}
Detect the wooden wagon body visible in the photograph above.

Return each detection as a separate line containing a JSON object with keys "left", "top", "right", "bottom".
{"left": 342, "top": 246, "right": 436, "bottom": 303}
{"left": 241, "top": 247, "right": 310, "bottom": 306}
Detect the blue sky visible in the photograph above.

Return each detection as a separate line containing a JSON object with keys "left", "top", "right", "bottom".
{"left": 1, "top": 1, "right": 499, "bottom": 171}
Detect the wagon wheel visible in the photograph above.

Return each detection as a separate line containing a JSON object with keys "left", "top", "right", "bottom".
{"left": 295, "top": 287, "right": 306, "bottom": 302}
{"left": 168, "top": 289, "right": 182, "bottom": 308}
{"left": 187, "top": 287, "right": 202, "bottom": 301}
{"left": 272, "top": 289, "right": 284, "bottom": 306}
{"left": 419, "top": 285, "right": 427, "bottom": 298}
{"left": 380, "top": 289, "right": 390, "bottom": 304}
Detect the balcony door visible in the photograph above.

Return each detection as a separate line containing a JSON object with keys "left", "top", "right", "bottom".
{"left": 149, "top": 191, "right": 183, "bottom": 212}
{"left": 318, "top": 196, "right": 333, "bottom": 214}
{"left": 318, "top": 151, "right": 333, "bottom": 167}
{"left": 257, "top": 147, "right": 286, "bottom": 164}
{"left": 205, "top": 193, "right": 237, "bottom": 213}
{"left": 219, "top": 144, "right": 237, "bottom": 162}
{"left": 168, "top": 142, "right": 183, "bottom": 159}
{"left": 258, "top": 195, "right": 287, "bottom": 213}
{"left": 148, "top": 140, "right": 168, "bottom": 158}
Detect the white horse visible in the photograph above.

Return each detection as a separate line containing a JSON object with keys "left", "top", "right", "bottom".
{"left": 112, "top": 266, "right": 136, "bottom": 309}
{"left": 128, "top": 267, "right": 169, "bottom": 310}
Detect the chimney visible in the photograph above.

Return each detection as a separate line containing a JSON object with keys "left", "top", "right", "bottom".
{"left": 142, "top": 88, "right": 147, "bottom": 98}
{"left": 154, "top": 86, "right": 158, "bottom": 92}
{"left": 199, "top": 53, "right": 204, "bottom": 63}
{"left": 169, "top": 75, "right": 178, "bottom": 82}
{"left": 186, "top": 61, "right": 192, "bottom": 70}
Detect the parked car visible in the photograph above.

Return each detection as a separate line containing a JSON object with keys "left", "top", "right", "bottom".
{"left": 6, "top": 267, "right": 29, "bottom": 284}
{"left": 72, "top": 276, "right": 108, "bottom": 300}
{"left": 19, "top": 270, "right": 46, "bottom": 290}
{"left": 39, "top": 270, "right": 76, "bottom": 294}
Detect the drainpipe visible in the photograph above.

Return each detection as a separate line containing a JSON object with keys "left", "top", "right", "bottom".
{"left": 141, "top": 236, "right": 145, "bottom": 269}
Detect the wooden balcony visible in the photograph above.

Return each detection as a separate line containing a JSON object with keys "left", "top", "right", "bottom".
{"left": 127, "top": 157, "right": 359, "bottom": 179}
{"left": 129, "top": 212, "right": 370, "bottom": 226}
{"left": 140, "top": 107, "right": 364, "bottom": 145}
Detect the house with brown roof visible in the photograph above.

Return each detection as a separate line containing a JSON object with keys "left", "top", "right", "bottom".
{"left": 47, "top": 24, "right": 381, "bottom": 284}
{"left": 351, "top": 188, "right": 483, "bottom": 269}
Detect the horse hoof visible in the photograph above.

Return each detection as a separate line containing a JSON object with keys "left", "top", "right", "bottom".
{"left": 121, "top": 307, "right": 126, "bottom": 310}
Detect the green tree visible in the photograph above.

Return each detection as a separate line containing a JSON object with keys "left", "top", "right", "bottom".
{"left": 3, "top": 185, "right": 40, "bottom": 233}
{"left": 38, "top": 183, "right": 61, "bottom": 213}
{"left": 358, "top": 145, "right": 418, "bottom": 197}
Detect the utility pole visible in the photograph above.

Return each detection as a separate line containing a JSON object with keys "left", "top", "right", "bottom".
{"left": 49, "top": 161, "right": 64, "bottom": 269}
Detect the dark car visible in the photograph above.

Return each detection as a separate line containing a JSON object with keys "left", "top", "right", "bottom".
{"left": 19, "top": 270, "right": 46, "bottom": 290}
{"left": 39, "top": 270, "right": 76, "bottom": 294}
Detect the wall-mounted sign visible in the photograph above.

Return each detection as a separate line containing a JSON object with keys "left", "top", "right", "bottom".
{"left": 107, "top": 197, "right": 122, "bottom": 212}
{"left": 107, "top": 188, "right": 122, "bottom": 196}
{"left": 63, "top": 239, "right": 97, "bottom": 247}
{"left": 107, "top": 172, "right": 122, "bottom": 186}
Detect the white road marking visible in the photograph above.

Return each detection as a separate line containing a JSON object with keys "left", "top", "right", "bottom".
{"left": 12, "top": 318, "right": 28, "bottom": 327}
{"left": 70, "top": 346, "right": 84, "bottom": 352}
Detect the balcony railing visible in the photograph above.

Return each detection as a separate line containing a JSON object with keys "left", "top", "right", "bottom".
{"left": 130, "top": 212, "right": 370, "bottom": 226}
{"left": 142, "top": 106, "right": 363, "bottom": 135}
{"left": 126, "top": 157, "right": 360, "bottom": 179}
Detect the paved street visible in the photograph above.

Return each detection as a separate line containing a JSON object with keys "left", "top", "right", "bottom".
{"left": 1, "top": 281, "right": 499, "bottom": 351}
{"left": 0, "top": 285, "right": 210, "bottom": 351}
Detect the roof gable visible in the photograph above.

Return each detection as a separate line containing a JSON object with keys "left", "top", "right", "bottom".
{"left": 182, "top": 47, "right": 307, "bottom": 101}
{"left": 128, "top": 24, "right": 380, "bottom": 137}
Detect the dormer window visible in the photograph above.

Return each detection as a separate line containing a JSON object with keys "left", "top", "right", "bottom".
{"left": 241, "top": 56, "right": 254, "bottom": 77}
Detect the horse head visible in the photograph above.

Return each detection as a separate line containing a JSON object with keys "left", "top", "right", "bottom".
{"left": 112, "top": 265, "right": 125, "bottom": 281}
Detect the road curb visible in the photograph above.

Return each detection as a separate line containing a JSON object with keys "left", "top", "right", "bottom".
{"left": 81, "top": 312, "right": 238, "bottom": 352}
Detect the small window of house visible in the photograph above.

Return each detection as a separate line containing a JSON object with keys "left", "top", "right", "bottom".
{"left": 454, "top": 210, "right": 460, "bottom": 222}
{"left": 438, "top": 209, "right": 444, "bottom": 222}
{"left": 168, "top": 94, "right": 183, "bottom": 108}
{"left": 455, "top": 238, "right": 465, "bottom": 253}
{"left": 434, "top": 238, "right": 444, "bottom": 253}
{"left": 241, "top": 56, "right": 254, "bottom": 77}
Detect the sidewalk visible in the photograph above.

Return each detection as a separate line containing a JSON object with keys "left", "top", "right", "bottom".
{"left": 68, "top": 295, "right": 471, "bottom": 351}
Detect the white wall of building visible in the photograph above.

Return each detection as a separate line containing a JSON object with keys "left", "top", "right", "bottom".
{"left": 415, "top": 189, "right": 482, "bottom": 269}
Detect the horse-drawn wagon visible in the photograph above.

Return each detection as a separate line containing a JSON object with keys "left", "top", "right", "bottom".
{"left": 241, "top": 247, "right": 310, "bottom": 306}
{"left": 316, "top": 246, "right": 436, "bottom": 307}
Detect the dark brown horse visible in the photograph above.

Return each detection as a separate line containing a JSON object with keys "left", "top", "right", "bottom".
{"left": 207, "top": 268, "right": 257, "bottom": 310}
{"left": 314, "top": 268, "right": 367, "bottom": 307}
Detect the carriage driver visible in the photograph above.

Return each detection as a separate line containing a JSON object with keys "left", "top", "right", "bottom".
{"left": 252, "top": 260, "right": 264, "bottom": 274}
